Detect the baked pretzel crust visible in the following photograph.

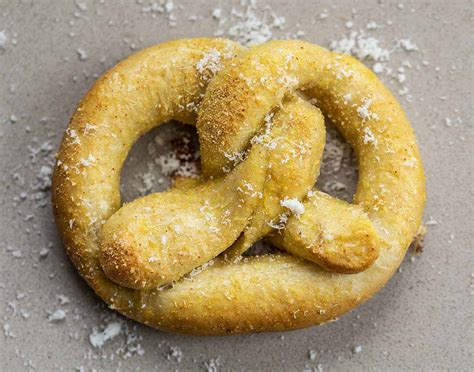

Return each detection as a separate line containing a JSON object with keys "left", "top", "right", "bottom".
{"left": 52, "top": 38, "right": 425, "bottom": 335}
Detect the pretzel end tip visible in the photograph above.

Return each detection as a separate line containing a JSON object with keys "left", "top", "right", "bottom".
{"left": 314, "top": 239, "right": 380, "bottom": 274}
{"left": 99, "top": 233, "right": 153, "bottom": 290}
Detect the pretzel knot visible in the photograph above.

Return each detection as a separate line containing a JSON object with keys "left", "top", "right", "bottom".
{"left": 52, "top": 38, "right": 425, "bottom": 335}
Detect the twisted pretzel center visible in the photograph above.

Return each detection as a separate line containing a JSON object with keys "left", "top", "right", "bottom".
{"left": 52, "top": 38, "right": 425, "bottom": 335}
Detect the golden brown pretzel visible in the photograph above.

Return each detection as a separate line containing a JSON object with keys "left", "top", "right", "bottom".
{"left": 52, "top": 38, "right": 425, "bottom": 335}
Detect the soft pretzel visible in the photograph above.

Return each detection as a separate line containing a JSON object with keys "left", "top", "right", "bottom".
{"left": 52, "top": 38, "right": 425, "bottom": 335}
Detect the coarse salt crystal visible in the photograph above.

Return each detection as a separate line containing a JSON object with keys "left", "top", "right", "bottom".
{"left": 280, "top": 197, "right": 305, "bottom": 217}
{"left": 48, "top": 309, "right": 66, "bottom": 322}
{"left": 89, "top": 321, "right": 122, "bottom": 348}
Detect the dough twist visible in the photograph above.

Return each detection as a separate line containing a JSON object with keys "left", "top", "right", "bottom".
{"left": 52, "top": 38, "right": 425, "bottom": 335}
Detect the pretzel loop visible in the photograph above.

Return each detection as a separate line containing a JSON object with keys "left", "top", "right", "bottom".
{"left": 52, "top": 38, "right": 425, "bottom": 335}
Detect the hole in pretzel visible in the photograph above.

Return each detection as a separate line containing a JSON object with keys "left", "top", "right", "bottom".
{"left": 121, "top": 121, "right": 200, "bottom": 203}
{"left": 316, "top": 119, "right": 358, "bottom": 203}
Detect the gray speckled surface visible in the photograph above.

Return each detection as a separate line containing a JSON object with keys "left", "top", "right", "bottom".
{"left": 1, "top": 0, "right": 472, "bottom": 370}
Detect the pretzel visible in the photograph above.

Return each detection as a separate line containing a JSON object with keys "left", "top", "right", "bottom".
{"left": 52, "top": 38, "right": 425, "bottom": 335}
